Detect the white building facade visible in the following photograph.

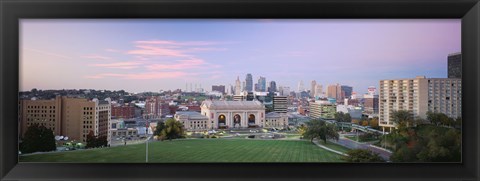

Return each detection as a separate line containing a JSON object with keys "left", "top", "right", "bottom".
{"left": 201, "top": 100, "right": 265, "bottom": 129}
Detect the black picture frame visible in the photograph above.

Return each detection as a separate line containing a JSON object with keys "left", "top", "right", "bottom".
{"left": 1, "top": 0, "right": 479, "bottom": 180}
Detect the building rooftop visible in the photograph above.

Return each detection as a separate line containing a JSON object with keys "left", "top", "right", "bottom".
{"left": 175, "top": 111, "right": 209, "bottom": 120}
{"left": 265, "top": 112, "right": 286, "bottom": 118}
{"left": 201, "top": 100, "right": 265, "bottom": 110}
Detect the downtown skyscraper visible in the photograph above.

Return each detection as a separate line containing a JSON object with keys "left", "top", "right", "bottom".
{"left": 245, "top": 74, "right": 253, "bottom": 92}
{"left": 257, "top": 76, "right": 266, "bottom": 92}
{"left": 311, "top": 80, "right": 317, "bottom": 97}
{"left": 448, "top": 52, "right": 462, "bottom": 78}
{"left": 235, "top": 76, "right": 241, "bottom": 95}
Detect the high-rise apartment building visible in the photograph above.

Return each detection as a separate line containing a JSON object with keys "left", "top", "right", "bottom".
{"left": 246, "top": 73, "right": 253, "bottom": 92}
{"left": 379, "top": 76, "right": 461, "bottom": 132}
{"left": 448, "top": 52, "right": 462, "bottom": 78}
{"left": 19, "top": 96, "right": 111, "bottom": 143}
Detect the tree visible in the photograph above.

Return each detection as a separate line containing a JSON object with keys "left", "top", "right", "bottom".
{"left": 86, "top": 131, "right": 108, "bottom": 148}
{"left": 334, "top": 112, "right": 352, "bottom": 123}
{"left": 154, "top": 121, "right": 166, "bottom": 136}
{"left": 303, "top": 119, "right": 339, "bottom": 144}
{"left": 392, "top": 110, "right": 414, "bottom": 128}
{"left": 20, "top": 124, "right": 56, "bottom": 154}
{"left": 343, "top": 149, "right": 385, "bottom": 162}
{"left": 297, "top": 124, "right": 307, "bottom": 135}
{"left": 334, "top": 112, "right": 345, "bottom": 122}
{"left": 369, "top": 117, "right": 379, "bottom": 129}
{"left": 159, "top": 118, "right": 185, "bottom": 141}
{"left": 427, "top": 111, "right": 457, "bottom": 127}
{"left": 389, "top": 125, "right": 461, "bottom": 162}
{"left": 344, "top": 113, "right": 352, "bottom": 123}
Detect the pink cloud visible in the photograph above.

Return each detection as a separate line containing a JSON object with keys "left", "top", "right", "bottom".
{"left": 86, "top": 72, "right": 188, "bottom": 80}
{"left": 185, "top": 47, "right": 228, "bottom": 52}
{"left": 134, "top": 40, "right": 219, "bottom": 46}
{"left": 89, "top": 61, "right": 143, "bottom": 69}
{"left": 105, "top": 48, "right": 120, "bottom": 52}
{"left": 127, "top": 45, "right": 187, "bottom": 57}
{"left": 146, "top": 59, "right": 205, "bottom": 70}
{"left": 82, "top": 55, "right": 112, "bottom": 60}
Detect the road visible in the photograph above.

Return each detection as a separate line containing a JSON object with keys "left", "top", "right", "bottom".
{"left": 331, "top": 134, "right": 392, "bottom": 161}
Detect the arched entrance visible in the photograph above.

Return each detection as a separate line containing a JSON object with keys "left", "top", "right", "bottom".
{"left": 218, "top": 115, "right": 226, "bottom": 129}
{"left": 248, "top": 114, "right": 256, "bottom": 128}
{"left": 233, "top": 114, "right": 241, "bottom": 128}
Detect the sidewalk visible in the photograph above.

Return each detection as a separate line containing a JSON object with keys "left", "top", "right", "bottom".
{"left": 312, "top": 139, "right": 348, "bottom": 157}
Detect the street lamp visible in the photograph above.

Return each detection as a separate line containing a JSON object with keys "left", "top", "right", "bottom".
{"left": 145, "top": 120, "right": 149, "bottom": 163}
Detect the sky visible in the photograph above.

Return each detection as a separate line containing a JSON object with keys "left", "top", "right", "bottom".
{"left": 20, "top": 19, "right": 461, "bottom": 94}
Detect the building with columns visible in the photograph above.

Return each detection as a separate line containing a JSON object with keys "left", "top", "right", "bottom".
{"left": 200, "top": 100, "right": 265, "bottom": 129}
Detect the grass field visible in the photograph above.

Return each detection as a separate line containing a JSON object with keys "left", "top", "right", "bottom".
{"left": 20, "top": 139, "right": 345, "bottom": 163}
{"left": 318, "top": 141, "right": 351, "bottom": 154}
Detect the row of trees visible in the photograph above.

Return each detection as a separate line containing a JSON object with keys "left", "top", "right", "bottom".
{"left": 20, "top": 124, "right": 56, "bottom": 154}
{"left": 86, "top": 131, "right": 108, "bottom": 149}
{"left": 334, "top": 112, "right": 352, "bottom": 123}
{"left": 353, "top": 117, "right": 380, "bottom": 129}
{"left": 391, "top": 110, "right": 462, "bottom": 129}
{"left": 154, "top": 118, "right": 185, "bottom": 141}
{"left": 384, "top": 110, "right": 461, "bottom": 162}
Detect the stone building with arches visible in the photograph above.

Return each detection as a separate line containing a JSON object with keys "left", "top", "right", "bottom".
{"left": 200, "top": 100, "right": 265, "bottom": 129}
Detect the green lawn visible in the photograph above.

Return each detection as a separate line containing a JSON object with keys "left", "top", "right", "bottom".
{"left": 20, "top": 139, "right": 345, "bottom": 163}
{"left": 318, "top": 141, "right": 351, "bottom": 153}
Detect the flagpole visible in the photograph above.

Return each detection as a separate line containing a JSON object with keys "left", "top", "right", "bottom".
{"left": 146, "top": 120, "right": 149, "bottom": 163}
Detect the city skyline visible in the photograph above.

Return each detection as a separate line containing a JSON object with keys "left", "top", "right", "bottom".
{"left": 20, "top": 19, "right": 461, "bottom": 94}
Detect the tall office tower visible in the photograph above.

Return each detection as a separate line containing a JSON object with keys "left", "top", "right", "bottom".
{"left": 268, "top": 81, "right": 277, "bottom": 92}
{"left": 314, "top": 84, "right": 323, "bottom": 98}
{"left": 379, "top": 76, "right": 461, "bottom": 132}
{"left": 235, "top": 76, "right": 241, "bottom": 95}
{"left": 310, "top": 80, "right": 317, "bottom": 98}
{"left": 448, "top": 52, "right": 462, "bottom": 78}
{"left": 341, "top": 85, "right": 353, "bottom": 99}
{"left": 298, "top": 80, "right": 305, "bottom": 92}
{"left": 246, "top": 73, "right": 253, "bottom": 92}
{"left": 257, "top": 76, "right": 266, "bottom": 92}
{"left": 326, "top": 84, "right": 342, "bottom": 100}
